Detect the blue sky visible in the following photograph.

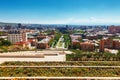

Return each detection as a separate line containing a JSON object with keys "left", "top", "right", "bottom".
{"left": 0, "top": 0, "right": 120, "bottom": 25}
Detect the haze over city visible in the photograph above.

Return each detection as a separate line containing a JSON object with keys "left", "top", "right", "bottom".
{"left": 1, "top": 0, "right": 120, "bottom": 79}
{"left": 0, "top": 0, "right": 120, "bottom": 25}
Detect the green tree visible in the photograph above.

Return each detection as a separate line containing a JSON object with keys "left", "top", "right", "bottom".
{"left": 2, "top": 40, "right": 11, "bottom": 46}
{"left": 0, "top": 38, "right": 11, "bottom": 46}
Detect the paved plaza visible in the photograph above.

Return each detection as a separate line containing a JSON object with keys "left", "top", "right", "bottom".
{"left": 0, "top": 50, "right": 73, "bottom": 63}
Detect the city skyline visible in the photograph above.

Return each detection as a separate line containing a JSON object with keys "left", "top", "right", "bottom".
{"left": 0, "top": 0, "right": 120, "bottom": 25}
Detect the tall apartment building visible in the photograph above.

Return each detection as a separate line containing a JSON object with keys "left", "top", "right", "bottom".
{"left": 99, "top": 38, "right": 120, "bottom": 52}
{"left": 108, "top": 26, "right": 120, "bottom": 34}
{"left": 7, "top": 30, "right": 22, "bottom": 44}
{"left": 7, "top": 29, "right": 37, "bottom": 44}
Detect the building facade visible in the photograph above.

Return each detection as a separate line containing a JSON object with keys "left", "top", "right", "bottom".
{"left": 108, "top": 26, "right": 120, "bottom": 34}
{"left": 7, "top": 29, "right": 37, "bottom": 45}
{"left": 80, "top": 42, "right": 95, "bottom": 51}
{"left": 37, "top": 36, "right": 51, "bottom": 49}
{"left": 7, "top": 30, "right": 22, "bottom": 44}
{"left": 99, "top": 38, "right": 120, "bottom": 52}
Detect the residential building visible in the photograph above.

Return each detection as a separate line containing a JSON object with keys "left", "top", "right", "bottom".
{"left": 14, "top": 41, "right": 31, "bottom": 49}
{"left": 7, "top": 30, "right": 22, "bottom": 44}
{"left": 86, "top": 34, "right": 98, "bottom": 40}
{"left": 80, "top": 41, "right": 95, "bottom": 51}
{"left": 113, "top": 39, "right": 120, "bottom": 49}
{"left": 70, "top": 34, "right": 81, "bottom": 45}
{"left": 99, "top": 38, "right": 120, "bottom": 52}
{"left": 37, "top": 36, "right": 51, "bottom": 49}
{"left": 108, "top": 26, "right": 120, "bottom": 34}
{"left": 7, "top": 29, "right": 37, "bottom": 44}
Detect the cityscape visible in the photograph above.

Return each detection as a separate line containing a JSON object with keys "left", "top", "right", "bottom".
{"left": 0, "top": 0, "right": 120, "bottom": 80}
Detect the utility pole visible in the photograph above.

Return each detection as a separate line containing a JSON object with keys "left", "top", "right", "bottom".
{"left": 35, "top": 35, "right": 37, "bottom": 52}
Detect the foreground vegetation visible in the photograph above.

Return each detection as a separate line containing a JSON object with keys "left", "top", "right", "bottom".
{"left": 0, "top": 45, "right": 32, "bottom": 53}
{"left": 1, "top": 61, "right": 120, "bottom": 66}
{"left": 0, "top": 67, "right": 120, "bottom": 77}
{"left": 66, "top": 50, "right": 120, "bottom": 61}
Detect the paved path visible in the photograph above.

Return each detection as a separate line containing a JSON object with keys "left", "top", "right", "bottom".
{"left": 56, "top": 35, "right": 65, "bottom": 49}
{"left": 0, "top": 77, "right": 120, "bottom": 79}
{"left": 0, "top": 51, "right": 67, "bottom": 63}
{"left": 0, "top": 66, "right": 120, "bottom": 68}
{"left": 65, "top": 61, "right": 120, "bottom": 62}
{"left": 50, "top": 42, "right": 55, "bottom": 49}
{"left": 0, "top": 55, "right": 66, "bottom": 64}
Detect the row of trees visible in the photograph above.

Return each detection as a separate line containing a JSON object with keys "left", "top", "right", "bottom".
{"left": 2, "top": 61, "right": 120, "bottom": 66}
{"left": 0, "top": 38, "right": 11, "bottom": 46}
{"left": 53, "top": 32, "right": 62, "bottom": 48}
{"left": 67, "top": 50, "right": 120, "bottom": 61}
{"left": 0, "top": 45, "right": 30, "bottom": 53}
{"left": 48, "top": 32, "right": 62, "bottom": 48}
{"left": 0, "top": 67, "right": 120, "bottom": 77}
{"left": 63, "top": 34, "right": 71, "bottom": 48}
{"left": 0, "top": 38, "right": 12, "bottom": 52}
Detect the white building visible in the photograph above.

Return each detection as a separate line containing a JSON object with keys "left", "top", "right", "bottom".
{"left": 7, "top": 30, "right": 22, "bottom": 44}
{"left": 7, "top": 29, "right": 37, "bottom": 44}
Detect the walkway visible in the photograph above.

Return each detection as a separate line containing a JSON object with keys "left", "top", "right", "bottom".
{"left": 0, "top": 66, "right": 120, "bottom": 68}
{"left": 0, "top": 51, "right": 66, "bottom": 63}
{"left": 0, "top": 77, "right": 120, "bottom": 80}
{"left": 56, "top": 35, "right": 65, "bottom": 49}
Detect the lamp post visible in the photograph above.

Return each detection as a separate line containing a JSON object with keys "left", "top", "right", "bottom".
{"left": 34, "top": 34, "right": 37, "bottom": 52}
{"left": 45, "top": 36, "right": 47, "bottom": 49}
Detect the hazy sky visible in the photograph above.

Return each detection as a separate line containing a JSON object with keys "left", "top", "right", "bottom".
{"left": 0, "top": 0, "right": 120, "bottom": 25}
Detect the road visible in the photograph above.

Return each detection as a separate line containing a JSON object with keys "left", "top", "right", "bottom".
{"left": 56, "top": 35, "right": 65, "bottom": 49}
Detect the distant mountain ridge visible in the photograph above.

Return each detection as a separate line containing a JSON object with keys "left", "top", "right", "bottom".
{"left": 0, "top": 22, "right": 18, "bottom": 26}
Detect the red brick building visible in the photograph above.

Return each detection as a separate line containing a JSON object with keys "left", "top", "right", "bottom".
{"left": 86, "top": 35, "right": 98, "bottom": 40}
{"left": 70, "top": 35, "right": 81, "bottom": 46}
{"left": 37, "top": 36, "right": 51, "bottom": 49}
{"left": 14, "top": 41, "right": 31, "bottom": 48}
{"left": 37, "top": 43, "right": 49, "bottom": 49}
{"left": 113, "top": 40, "right": 120, "bottom": 49}
{"left": 80, "top": 42, "right": 95, "bottom": 51}
{"left": 99, "top": 38, "right": 120, "bottom": 52}
{"left": 108, "top": 26, "right": 120, "bottom": 34}
{"left": 37, "top": 36, "right": 46, "bottom": 41}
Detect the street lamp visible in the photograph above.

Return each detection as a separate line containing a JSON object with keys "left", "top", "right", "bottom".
{"left": 33, "top": 34, "right": 37, "bottom": 52}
